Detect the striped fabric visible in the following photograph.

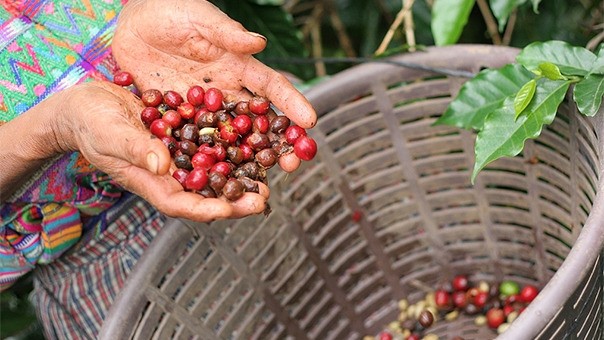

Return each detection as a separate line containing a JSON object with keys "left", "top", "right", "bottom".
{"left": 33, "top": 195, "right": 165, "bottom": 340}
{"left": 0, "top": 0, "right": 127, "bottom": 291}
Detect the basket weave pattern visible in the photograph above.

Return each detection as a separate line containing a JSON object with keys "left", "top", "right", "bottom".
{"left": 100, "top": 45, "right": 604, "bottom": 340}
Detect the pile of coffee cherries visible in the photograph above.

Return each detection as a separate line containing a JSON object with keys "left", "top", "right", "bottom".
{"left": 367, "top": 275, "right": 540, "bottom": 340}
{"left": 113, "top": 71, "right": 317, "bottom": 202}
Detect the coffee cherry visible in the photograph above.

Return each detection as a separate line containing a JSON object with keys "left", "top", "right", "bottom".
{"left": 185, "top": 168, "right": 208, "bottom": 191}
{"left": 239, "top": 143, "right": 254, "bottom": 161}
{"left": 212, "top": 144, "right": 227, "bottom": 162}
{"left": 499, "top": 280, "right": 520, "bottom": 298}
{"left": 208, "top": 171, "right": 228, "bottom": 193}
{"left": 172, "top": 168, "right": 189, "bottom": 188}
{"left": 418, "top": 310, "right": 434, "bottom": 328}
{"left": 232, "top": 114, "right": 252, "bottom": 135}
{"left": 227, "top": 145, "right": 244, "bottom": 164}
{"left": 222, "top": 178, "right": 245, "bottom": 200}
{"left": 204, "top": 88, "right": 224, "bottom": 112}
{"left": 519, "top": 284, "right": 539, "bottom": 303}
{"left": 160, "top": 136, "right": 178, "bottom": 156}
{"left": 293, "top": 135, "right": 317, "bottom": 161}
{"left": 473, "top": 291, "right": 489, "bottom": 309}
{"left": 234, "top": 101, "right": 250, "bottom": 116}
{"left": 163, "top": 90, "right": 184, "bottom": 108}
{"left": 113, "top": 71, "right": 134, "bottom": 86}
{"left": 191, "top": 152, "right": 216, "bottom": 170}
{"left": 486, "top": 308, "right": 505, "bottom": 329}
{"left": 162, "top": 110, "right": 183, "bottom": 129}
{"left": 452, "top": 290, "right": 468, "bottom": 308}
{"left": 434, "top": 289, "right": 451, "bottom": 310}
{"left": 284, "top": 125, "right": 306, "bottom": 144}
{"left": 186, "top": 85, "right": 205, "bottom": 106}
{"left": 220, "top": 125, "right": 239, "bottom": 144}
{"left": 174, "top": 154, "right": 193, "bottom": 170}
{"left": 177, "top": 102, "right": 196, "bottom": 120}
{"left": 239, "top": 176, "right": 259, "bottom": 193}
{"left": 196, "top": 109, "right": 218, "bottom": 128}
{"left": 150, "top": 119, "right": 172, "bottom": 138}
{"left": 141, "top": 107, "right": 161, "bottom": 127}
{"left": 179, "top": 124, "right": 199, "bottom": 143}
{"left": 246, "top": 132, "right": 270, "bottom": 151}
{"left": 210, "top": 161, "right": 232, "bottom": 177}
{"left": 197, "top": 186, "right": 217, "bottom": 198}
{"left": 270, "top": 116, "right": 290, "bottom": 134}
{"left": 255, "top": 148, "right": 277, "bottom": 168}
{"left": 142, "top": 89, "right": 163, "bottom": 107}
{"left": 253, "top": 115, "right": 270, "bottom": 133}
{"left": 378, "top": 331, "right": 393, "bottom": 340}
{"left": 249, "top": 96, "right": 270, "bottom": 115}
{"left": 452, "top": 275, "right": 469, "bottom": 292}
{"left": 178, "top": 140, "right": 198, "bottom": 157}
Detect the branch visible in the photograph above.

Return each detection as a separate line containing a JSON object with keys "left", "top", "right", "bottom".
{"left": 476, "top": 0, "right": 502, "bottom": 45}
{"left": 375, "top": 0, "right": 413, "bottom": 55}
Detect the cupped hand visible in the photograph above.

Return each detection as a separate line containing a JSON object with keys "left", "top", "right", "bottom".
{"left": 58, "top": 81, "right": 269, "bottom": 222}
{"left": 112, "top": 0, "right": 317, "bottom": 129}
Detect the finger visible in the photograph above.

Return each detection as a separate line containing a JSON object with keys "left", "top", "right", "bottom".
{"left": 193, "top": 2, "right": 267, "bottom": 55}
{"left": 278, "top": 152, "right": 301, "bottom": 173}
{"left": 118, "top": 167, "right": 237, "bottom": 221}
{"left": 240, "top": 59, "right": 317, "bottom": 129}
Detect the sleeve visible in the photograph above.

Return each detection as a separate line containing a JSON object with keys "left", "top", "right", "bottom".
{"left": 0, "top": 0, "right": 127, "bottom": 291}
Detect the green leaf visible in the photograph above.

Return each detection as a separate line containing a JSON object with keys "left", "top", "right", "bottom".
{"left": 489, "top": 0, "right": 526, "bottom": 31}
{"left": 431, "top": 0, "right": 476, "bottom": 45}
{"left": 516, "top": 40, "right": 597, "bottom": 76}
{"left": 435, "top": 64, "right": 534, "bottom": 130}
{"left": 573, "top": 74, "right": 604, "bottom": 116}
{"left": 472, "top": 78, "right": 571, "bottom": 182}
{"left": 538, "top": 62, "right": 566, "bottom": 80}
{"left": 591, "top": 49, "right": 604, "bottom": 75}
{"left": 514, "top": 78, "right": 536, "bottom": 118}
{"left": 530, "top": 0, "right": 541, "bottom": 12}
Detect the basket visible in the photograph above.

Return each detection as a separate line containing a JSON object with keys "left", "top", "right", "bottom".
{"left": 100, "top": 45, "right": 604, "bottom": 340}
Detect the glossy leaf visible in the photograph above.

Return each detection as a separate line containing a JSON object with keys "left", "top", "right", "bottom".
{"left": 472, "top": 79, "right": 571, "bottom": 182}
{"left": 431, "top": 0, "right": 476, "bottom": 45}
{"left": 514, "top": 78, "right": 536, "bottom": 118}
{"left": 435, "top": 64, "right": 534, "bottom": 130}
{"left": 537, "top": 62, "right": 566, "bottom": 80}
{"left": 516, "top": 40, "right": 596, "bottom": 76}
{"left": 573, "top": 74, "right": 604, "bottom": 117}
{"left": 591, "top": 50, "right": 604, "bottom": 75}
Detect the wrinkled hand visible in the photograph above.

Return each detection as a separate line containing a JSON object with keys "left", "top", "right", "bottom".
{"left": 58, "top": 82, "right": 269, "bottom": 222}
{"left": 112, "top": 0, "right": 316, "bottom": 129}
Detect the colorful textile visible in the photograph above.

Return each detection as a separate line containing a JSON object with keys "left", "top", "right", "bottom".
{"left": 0, "top": 0, "right": 128, "bottom": 291}
{"left": 33, "top": 195, "right": 165, "bottom": 340}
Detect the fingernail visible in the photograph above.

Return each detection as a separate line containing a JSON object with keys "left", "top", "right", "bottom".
{"left": 247, "top": 32, "right": 266, "bottom": 40}
{"left": 146, "top": 152, "right": 159, "bottom": 174}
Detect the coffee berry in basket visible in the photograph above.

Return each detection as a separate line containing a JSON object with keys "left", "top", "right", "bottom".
{"left": 113, "top": 71, "right": 317, "bottom": 202}
{"left": 368, "top": 274, "right": 540, "bottom": 340}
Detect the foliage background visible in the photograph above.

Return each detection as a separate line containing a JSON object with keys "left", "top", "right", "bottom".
{"left": 1, "top": 0, "right": 602, "bottom": 338}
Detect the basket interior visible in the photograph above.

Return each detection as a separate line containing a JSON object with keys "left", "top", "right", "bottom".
{"left": 108, "top": 46, "right": 603, "bottom": 340}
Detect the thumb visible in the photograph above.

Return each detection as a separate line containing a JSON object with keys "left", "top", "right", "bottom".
{"left": 110, "top": 128, "right": 172, "bottom": 176}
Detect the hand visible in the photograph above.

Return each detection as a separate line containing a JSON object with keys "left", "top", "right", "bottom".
{"left": 56, "top": 82, "right": 269, "bottom": 222}
{"left": 112, "top": 0, "right": 317, "bottom": 130}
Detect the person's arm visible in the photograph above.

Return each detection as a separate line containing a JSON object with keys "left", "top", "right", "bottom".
{"left": 0, "top": 91, "right": 68, "bottom": 201}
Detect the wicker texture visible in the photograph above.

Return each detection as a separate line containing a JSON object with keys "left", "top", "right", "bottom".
{"left": 100, "top": 45, "right": 604, "bottom": 340}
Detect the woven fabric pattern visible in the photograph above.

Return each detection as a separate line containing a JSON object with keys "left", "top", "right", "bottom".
{"left": 33, "top": 196, "right": 165, "bottom": 340}
{"left": 0, "top": 0, "right": 127, "bottom": 291}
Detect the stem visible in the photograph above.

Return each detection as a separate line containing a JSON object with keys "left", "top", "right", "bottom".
{"left": 476, "top": 0, "right": 502, "bottom": 45}
{"left": 403, "top": 0, "right": 416, "bottom": 52}
{"left": 502, "top": 9, "right": 517, "bottom": 46}
{"left": 375, "top": 0, "right": 413, "bottom": 55}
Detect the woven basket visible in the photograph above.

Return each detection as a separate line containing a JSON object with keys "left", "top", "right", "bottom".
{"left": 100, "top": 45, "right": 604, "bottom": 340}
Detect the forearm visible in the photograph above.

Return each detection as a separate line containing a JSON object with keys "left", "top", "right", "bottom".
{"left": 0, "top": 92, "right": 69, "bottom": 203}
